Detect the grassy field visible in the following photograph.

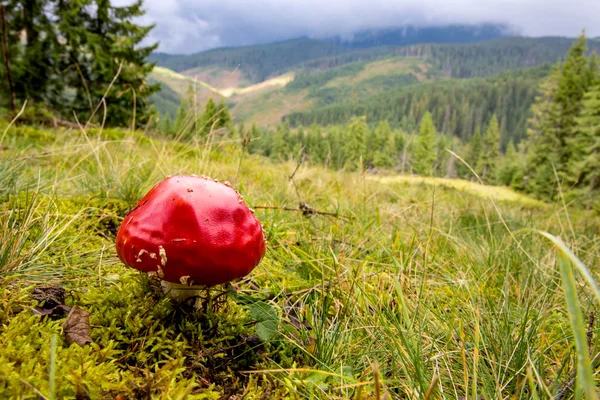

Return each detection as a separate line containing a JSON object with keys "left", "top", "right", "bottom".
{"left": 0, "top": 118, "right": 599, "bottom": 399}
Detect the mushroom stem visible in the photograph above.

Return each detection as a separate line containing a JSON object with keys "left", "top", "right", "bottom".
{"left": 160, "top": 281, "right": 205, "bottom": 302}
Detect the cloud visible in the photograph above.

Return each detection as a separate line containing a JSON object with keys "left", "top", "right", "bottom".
{"left": 118, "top": 0, "right": 600, "bottom": 54}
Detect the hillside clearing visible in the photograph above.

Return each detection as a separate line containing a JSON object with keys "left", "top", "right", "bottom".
{"left": 221, "top": 73, "right": 295, "bottom": 98}
{"left": 371, "top": 175, "right": 546, "bottom": 208}
{"left": 326, "top": 57, "right": 431, "bottom": 87}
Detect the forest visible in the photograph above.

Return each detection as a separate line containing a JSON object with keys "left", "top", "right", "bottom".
{"left": 157, "top": 34, "right": 599, "bottom": 211}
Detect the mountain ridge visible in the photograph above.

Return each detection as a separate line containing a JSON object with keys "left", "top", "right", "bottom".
{"left": 150, "top": 32, "right": 600, "bottom": 134}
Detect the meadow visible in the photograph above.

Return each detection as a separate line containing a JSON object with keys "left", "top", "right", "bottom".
{"left": 0, "top": 118, "right": 598, "bottom": 399}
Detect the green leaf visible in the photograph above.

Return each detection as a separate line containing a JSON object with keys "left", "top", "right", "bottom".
{"left": 249, "top": 301, "right": 279, "bottom": 342}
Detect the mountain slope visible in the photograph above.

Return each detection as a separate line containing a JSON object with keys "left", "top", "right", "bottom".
{"left": 150, "top": 38, "right": 351, "bottom": 83}
{"left": 283, "top": 65, "right": 552, "bottom": 147}
{"left": 149, "top": 24, "right": 511, "bottom": 84}
{"left": 150, "top": 35, "right": 600, "bottom": 130}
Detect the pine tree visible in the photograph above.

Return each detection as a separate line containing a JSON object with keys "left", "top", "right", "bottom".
{"left": 4, "top": 0, "right": 58, "bottom": 107}
{"left": 570, "top": 83, "right": 600, "bottom": 209}
{"left": 372, "top": 120, "right": 395, "bottom": 168}
{"left": 498, "top": 140, "right": 519, "bottom": 186}
{"left": 246, "top": 123, "right": 262, "bottom": 154}
{"left": 308, "top": 123, "right": 326, "bottom": 163}
{"left": 59, "top": 0, "right": 159, "bottom": 127}
{"left": 200, "top": 98, "right": 218, "bottom": 134}
{"left": 0, "top": 0, "right": 158, "bottom": 126}
{"left": 554, "top": 34, "right": 595, "bottom": 178}
{"left": 161, "top": 114, "right": 173, "bottom": 137}
{"left": 0, "top": 0, "right": 63, "bottom": 114}
{"left": 414, "top": 112, "right": 437, "bottom": 176}
{"left": 523, "top": 67, "right": 561, "bottom": 198}
{"left": 173, "top": 85, "right": 194, "bottom": 137}
{"left": 435, "top": 133, "right": 452, "bottom": 177}
{"left": 343, "top": 117, "right": 367, "bottom": 171}
{"left": 271, "top": 123, "right": 289, "bottom": 159}
{"left": 461, "top": 126, "right": 482, "bottom": 179}
{"left": 481, "top": 114, "right": 500, "bottom": 183}
{"left": 216, "top": 100, "right": 232, "bottom": 131}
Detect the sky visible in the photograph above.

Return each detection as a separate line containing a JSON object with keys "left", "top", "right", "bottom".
{"left": 119, "top": 0, "right": 600, "bottom": 54}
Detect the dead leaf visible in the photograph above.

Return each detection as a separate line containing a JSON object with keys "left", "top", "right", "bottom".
{"left": 62, "top": 306, "right": 92, "bottom": 346}
{"left": 33, "top": 304, "right": 71, "bottom": 319}
{"left": 31, "top": 285, "right": 66, "bottom": 309}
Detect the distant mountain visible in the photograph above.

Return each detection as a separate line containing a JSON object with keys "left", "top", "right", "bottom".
{"left": 329, "top": 24, "right": 513, "bottom": 48}
{"left": 150, "top": 38, "right": 351, "bottom": 83}
{"left": 150, "top": 24, "right": 514, "bottom": 83}
{"left": 150, "top": 33, "right": 600, "bottom": 131}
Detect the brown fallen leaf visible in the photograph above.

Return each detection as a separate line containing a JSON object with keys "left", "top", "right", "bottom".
{"left": 62, "top": 306, "right": 92, "bottom": 346}
{"left": 31, "top": 285, "right": 66, "bottom": 309}
{"left": 33, "top": 304, "right": 71, "bottom": 319}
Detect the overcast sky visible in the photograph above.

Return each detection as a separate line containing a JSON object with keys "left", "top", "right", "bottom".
{"left": 120, "top": 0, "right": 600, "bottom": 54}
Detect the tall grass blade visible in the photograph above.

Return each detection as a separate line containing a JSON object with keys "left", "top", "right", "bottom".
{"left": 538, "top": 231, "right": 598, "bottom": 400}
{"left": 539, "top": 231, "right": 600, "bottom": 305}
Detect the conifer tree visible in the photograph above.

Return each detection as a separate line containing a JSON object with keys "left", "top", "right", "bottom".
{"left": 414, "top": 112, "right": 437, "bottom": 176}
{"left": 553, "top": 34, "right": 595, "bottom": 177}
{"left": 198, "top": 98, "right": 231, "bottom": 136}
{"left": 523, "top": 67, "right": 561, "bottom": 198}
{"left": 216, "top": 100, "right": 232, "bottom": 130}
{"left": 3, "top": 0, "right": 58, "bottom": 107}
{"left": 523, "top": 35, "right": 595, "bottom": 198}
{"left": 481, "top": 114, "right": 500, "bottom": 183}
{"left": 308, "top": 123, "right": 326, "bottom": 163}
{"left": 201, "top": 98, "right": 218, "bottom": 134}
{"left": 570, "top": 82, "right": 600, "bottom": 208}
{"left": 59, "top": 0, "right": 159, "bottom": 126}
{"left": 344, "top": 117, "right": 367, "bottom": 171}
{"left": 435, "top": 133, "right": 452, "bottom": 177}
{"left": 372, "top": 120, "right": 395, "bottom": 168}
{"left": 246, "top": 123, "right": 262, "bottom": 154}
{"left": 461, "top": 126, "right": 482, "bottom": 179}
{"left": 161, "top": 114, "right": 173, "bottom": 137}
{"left": 328, "top": 127, "right": 343, "bottom": 169}
{"left": 498, "top": 140, "right": 519, "bottom": 186}
{"left": 173, "top": 85, "right": 194, "bottom": 137}
{"left": 0, "top": 0, "right": 158, "bottom": 126}
{"left": 271, "top": 123, "right": 289, "bottom": 159}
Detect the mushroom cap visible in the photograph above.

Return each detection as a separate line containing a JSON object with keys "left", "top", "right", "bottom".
{"left": 115, "top": 175, "right": 266, "bottom": 286}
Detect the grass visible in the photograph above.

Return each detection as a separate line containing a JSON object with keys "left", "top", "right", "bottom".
{"left": 0, "top": 116, "right": 599, "bottom": 398}
{"left": 324, "top": 57, "right": 431, "bottom": 88}
{"left": 372, "top": 175, "right": 546, "bottom": 208}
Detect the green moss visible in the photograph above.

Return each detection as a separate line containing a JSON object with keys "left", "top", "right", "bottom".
{"left": 0, "top": 272, "right": 273, "bottom": 397}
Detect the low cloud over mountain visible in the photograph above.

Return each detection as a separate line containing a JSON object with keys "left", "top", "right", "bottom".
{"left": 117, "top": 0, "right": 600, "bottom": 53}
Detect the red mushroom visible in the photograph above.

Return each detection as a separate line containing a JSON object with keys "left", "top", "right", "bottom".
{"left": 115, "top": 175, "right": 266, "bottom": 301}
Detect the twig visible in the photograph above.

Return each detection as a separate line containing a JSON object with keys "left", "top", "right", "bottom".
{"left": 234, "top": 130, "right": 252, "bottom": 184}
{"left": 289, "top": 150, "right": 305, "bottom": 202}
{"left": 0, "top": 100, "right": 26, "bottom": 145}
{"left": 253, "top": 205, "right": 345, "bottom": 219}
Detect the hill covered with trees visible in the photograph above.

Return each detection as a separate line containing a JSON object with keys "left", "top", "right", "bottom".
{"left": 151, "top": 35, "right": 600, "bottom": 128}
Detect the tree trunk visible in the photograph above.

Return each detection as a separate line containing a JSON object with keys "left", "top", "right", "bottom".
{"left": 0, "top": 5, "right": 16, "bottom": 115}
